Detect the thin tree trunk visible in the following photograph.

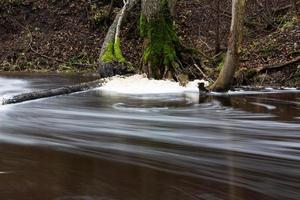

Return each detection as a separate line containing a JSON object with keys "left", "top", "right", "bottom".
{"left": 210, "top": 0, "right": 246, "bottom": 92}
{"left": 115, "top": 0, "right": 129, "bottom": 44}
{"left": 98, "top": 0, "right": 139, "bottom": 78}
{"left": 106, "top": 0, "right": 115, "bottom": 24}
{"left": 100, "top": 0, "right": 138, "bottom": 62}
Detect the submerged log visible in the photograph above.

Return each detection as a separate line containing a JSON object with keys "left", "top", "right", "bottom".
{"left": 2, "top": 79, "right": 106, "bottom": 105}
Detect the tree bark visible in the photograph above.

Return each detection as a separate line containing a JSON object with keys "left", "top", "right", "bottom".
{"left": 98, "top": 0, "right": 139, "bottom": 78}
{"left": 210, "top": 0, "right": 246, "bottom": 92}
{"left": 100, "top": 0, "right": 138, "bottom": 62}
{"left": 140, "top": 0, "right": 182, "bottom": 80}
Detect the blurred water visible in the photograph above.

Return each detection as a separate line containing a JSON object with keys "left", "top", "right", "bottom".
{"left": 0, "top": 74, "right": 300, "bottom": 200}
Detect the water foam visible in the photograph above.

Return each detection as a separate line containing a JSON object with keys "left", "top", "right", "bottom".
{"left": 99, "top": 74, "right": 209, "bottom": 95}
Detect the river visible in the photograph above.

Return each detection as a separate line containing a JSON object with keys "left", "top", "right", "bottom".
{"left": 0, "top": 73, "right": 300, "bottom": 200}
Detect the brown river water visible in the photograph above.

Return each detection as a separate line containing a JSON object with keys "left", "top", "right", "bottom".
{"left": 0, "top": 73, "right": 300, "bottom": 200}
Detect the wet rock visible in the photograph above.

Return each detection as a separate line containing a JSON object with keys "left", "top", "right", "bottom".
{"left": 198, "top": 82, "right": 209, "bottom": 94}
{"left": 98, "top": 62, "right": 131, "bottom": 78}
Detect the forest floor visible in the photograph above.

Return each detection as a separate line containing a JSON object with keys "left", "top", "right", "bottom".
{"left": 0, "top": 0, "right": 299, "bottom": 87}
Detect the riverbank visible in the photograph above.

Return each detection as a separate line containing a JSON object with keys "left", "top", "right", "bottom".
{"left": 0, "top": 0, "right": 299, "bottom": 87}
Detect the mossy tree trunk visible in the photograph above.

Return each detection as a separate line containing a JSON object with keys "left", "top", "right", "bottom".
{"left": 98, "top": 0, "right": 138, "bottom": 78}
{"left": 100, "top": 0, "right": 135, "bottom": 64}
{"left": 140, "top": 0, "right": 182, "bottom": 80}
{"left": 210, "top": 0, "right": 246, "bottom": 92}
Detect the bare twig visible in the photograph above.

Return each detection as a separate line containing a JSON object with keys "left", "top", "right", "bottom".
{"left": 260, "top": 69, "right": 268, "bottom": 85}
{"left": 194, "top": 63, "right": 214, "bottom": 83}
{"left": 205, "top": 5, "right": 232, "bottom": 19}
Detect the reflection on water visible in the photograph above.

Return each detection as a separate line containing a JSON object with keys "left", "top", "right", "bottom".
{"left": 0, "top": 74, "right": 300, "bottom": 200}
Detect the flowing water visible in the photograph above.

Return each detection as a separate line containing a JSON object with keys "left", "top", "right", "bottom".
{"left": 0, "top": 73, "right": 300, "bottom": 200}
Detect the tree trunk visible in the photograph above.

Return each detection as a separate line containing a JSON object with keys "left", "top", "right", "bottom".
{"left": 210, "top": 0, "right": 246, "bottom": 92}
{"left": 140, "top": 0, "right": 182, "bottom": 80}
{"left": 100, "top": 0, "right": 138, "bottom": 64}
{"left": 98, "top": 0, "right": 139, "bottom": 78}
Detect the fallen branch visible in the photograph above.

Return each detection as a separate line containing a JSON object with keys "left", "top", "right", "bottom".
{"left": 194, "top": 63, "right": 214, "bottom": 83}
{"left": 235, "top": 57, "right": 300, "bottom": 84}
{"left": 206, "top": 5, "right": 232, "bottom": 19}
{"left": 2, "top": 79, "right": 106, "bottom": 105}
{"left": 272, "top": 1, "right": 300, "bottom": 14}
{"left": 257, "top": 56, "right": 300, "bottom": 72}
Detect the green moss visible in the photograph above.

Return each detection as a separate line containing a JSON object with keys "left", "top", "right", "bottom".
{"left": 217, "top": 53, "right": 226, "bottom": 70}
{"left": 101, "top": 41, "right": 115, "bottom": 63}
{"left": 139, "top": 0, "right": 180, "bottom": 78}
{"left": 100, "top": 39, "right": 126, "bottom": 63}
{"left": 114, "top": 38, "right": 126, "bottom": 63}
{"left": 139, "top": 14, "right": 147, "bottom": 37}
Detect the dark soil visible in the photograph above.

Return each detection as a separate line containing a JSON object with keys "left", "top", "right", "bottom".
{"left": 0, "top": 0, "right": 105, "bottom": 72}
{"left": 0, "top": 0, "right": 299, "bottom": 86}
